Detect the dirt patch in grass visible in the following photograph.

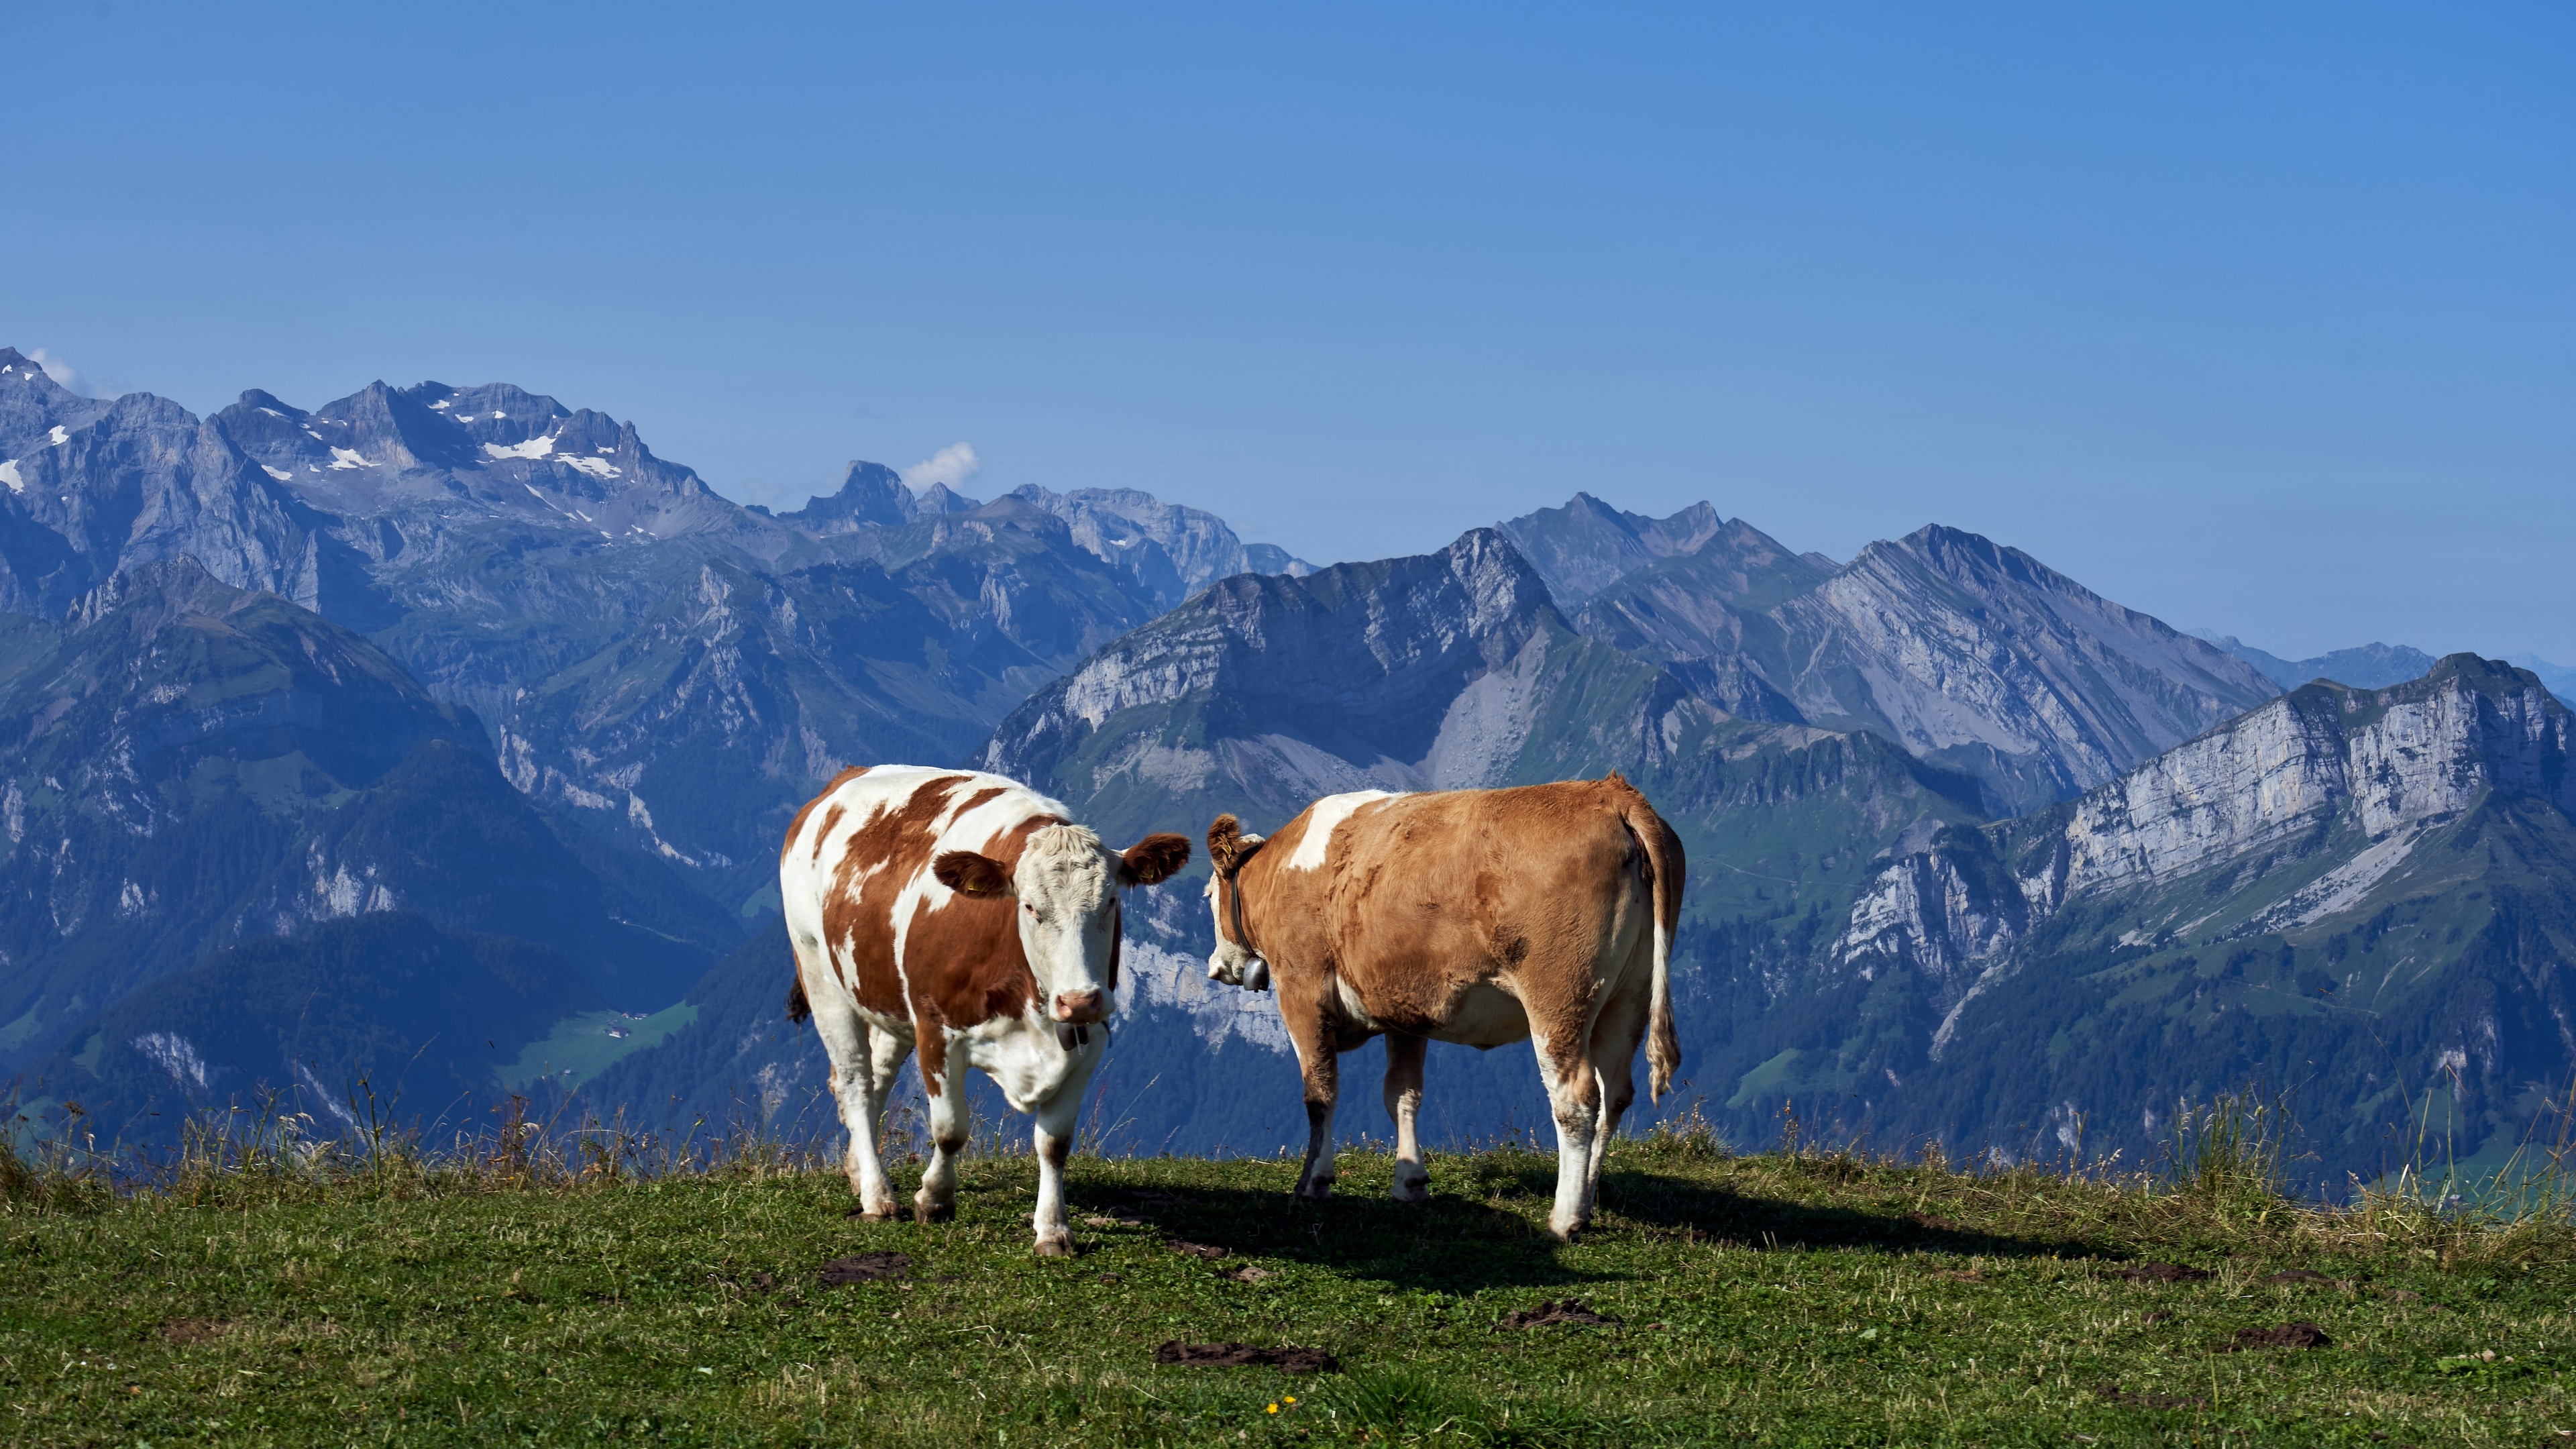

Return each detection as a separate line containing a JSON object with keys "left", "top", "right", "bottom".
{"left": 819, "top": 1252, "right": 912, "bottom": 1285}
{"left": 2227, "top": 1322, "right": 2330, "bottom": 1350}
{"left": 159, "top": 1319, "right": 230, "bottom": 1345}
{"left": 1165, "top": 1240, "right": 1228, "bottom": 1260}
{"left": 1496, "top": 1299, "right": 1622, "bottom": 1330}
{"left": 1154, "top": 1340, "right": 1338, "bottom": 1373}
{"left": 1225, "top": 1265, "right": 1275, "bottom": 1283}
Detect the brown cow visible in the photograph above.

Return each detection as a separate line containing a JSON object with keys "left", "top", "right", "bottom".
{"left": 1203, "top": 775, "right": 1682, "bottom": 1238}
{"left": 781, "top": 764, "right": 1189, "bottom": 1254}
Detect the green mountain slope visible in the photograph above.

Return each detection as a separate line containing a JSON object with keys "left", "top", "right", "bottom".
{"left": 0, "top": 560, "right": 739, "bottom": 1097}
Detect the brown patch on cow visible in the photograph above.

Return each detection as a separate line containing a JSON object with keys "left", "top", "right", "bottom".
{"left": 2095, "top": 1382, "right": 2208, "bottom": 1410}
{"left": 1120, "top": 833, "right": 1191, "bottom": 885}
{"left": 160, "top": 1318, "right": 231, "bottom": 1344}
{"left": 820, "top": 775, "right": 975, "bottom": 1018}
{"left": 1166, "top": 1240, "right": 1228, "bottom": 1260}
{"left": 2112, "top": 1262, "right": 2212, "bottom": 1283}
{"left": 1154, "top": 1341, "right": 1337, "bottom": 1373}
{"left": 1496, "top": 1299, "right": 1622, "bottom": 1329}
{"left": 806, "top": 802, "right": 847, "bottom": 864}
{"left": 818, "top": 1252, "right": 912, "bottom": 1285}
{"left": 2225, "top": 1322, "right": 2330, "bottom": 1350}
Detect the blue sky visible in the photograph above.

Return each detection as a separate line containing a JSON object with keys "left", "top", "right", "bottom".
{"left": 3, "top": 3, "right": 2567, "bottom": 659}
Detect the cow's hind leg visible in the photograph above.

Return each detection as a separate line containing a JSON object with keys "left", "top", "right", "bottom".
{"left": 820, "top": 1006, "right": 912, "bottom": 1220}
{"left": 1529, "top": 1025, "right": 1603, "bottom": 1240}
{"left": 1383, "top": 1030, "right": 1430, "bottom": 1203}
{"left": 914, "top": 1032, "right": 969, "bottom": 1224}
{"left": 1029, "top": 1042, "right": 1103, "bottom": 1256}
{"left": 1583, "top": 978, "right": 1651, "bottom": 1220}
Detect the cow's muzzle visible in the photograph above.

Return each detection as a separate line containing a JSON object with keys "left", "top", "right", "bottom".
{"left": 1052, "top": 990, "right": 1108, "bottom": 1024}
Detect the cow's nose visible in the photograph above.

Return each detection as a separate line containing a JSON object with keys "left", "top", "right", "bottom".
{"left": 1053, "top": 990, "right": 1106, "bottom": 1024}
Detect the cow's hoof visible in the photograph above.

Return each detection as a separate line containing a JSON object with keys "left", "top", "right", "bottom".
{"left": 1391, "top": 1181, "right": 1430, "bottom": 1205}
{"left": 851, "top": 1205, "right": 898, "bottom": 1222}
{"left": 1294, "top": 1180, "right": 1336, "bottom": 1203}
{"left": 914, "top": 1199, "right": 956, "bottom": 1224}
{"left": 1033, "top": 1237, "right": 1075, "bottom": 1258}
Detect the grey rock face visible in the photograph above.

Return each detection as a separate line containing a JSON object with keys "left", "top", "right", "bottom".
{"left": 0, "top": 348, "right": 113, "bottom": 462}
{"left": 981, "top": 527, "right": 1593, "bottom": 834}
{"left": 1834, "top": 655, "right": 2576, "bottom": 991}
{"left": 0, "top": 388, "right": 317, "bottom": 618}
{"left": 1006, "top": 484, "right": 1316, "bottom": 608}
{"left": 1764, "top": 527, "right": 2281, "bottom": 813}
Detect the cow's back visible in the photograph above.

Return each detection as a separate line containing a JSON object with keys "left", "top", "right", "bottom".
{"left": 780, "top": 765, "right": 1068, "bottom": 1025}
{"left": 1285, "top": 780, "right": 1654, "bottom": 1007}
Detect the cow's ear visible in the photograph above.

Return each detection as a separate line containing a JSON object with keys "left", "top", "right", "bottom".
{"left": 1119, "top": 833, "right": 1191, "bottom": 886}
{"left": 1207, "top": 814, "right": 1248, "bottom": 875}
{"left": 933, "top": 850, "right": 1012, "bottom": 897}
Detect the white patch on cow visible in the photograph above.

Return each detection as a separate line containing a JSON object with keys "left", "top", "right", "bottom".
{"left": 1284, "top": 790, "right": 1403, "bottom": 871}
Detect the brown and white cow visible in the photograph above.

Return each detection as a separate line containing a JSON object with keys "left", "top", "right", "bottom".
{"left": 781, "top": 764, "right": 1189, "bottom": 1254}
{"left": 1203, "top": 775, "right": 1682, "bottom": 1238}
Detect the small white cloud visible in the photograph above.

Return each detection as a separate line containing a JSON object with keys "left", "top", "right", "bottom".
{"left": 902, "top": 442, "right": 979, "bottom": 496}
{"left": 26, "top": 348, "right": 83, "bottom": 394}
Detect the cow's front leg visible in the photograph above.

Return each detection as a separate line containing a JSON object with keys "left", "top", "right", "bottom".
{"left": 1028, "top": 1043, "right": 1100, "bottom": 1256}
{"left": 1288, "top": 1022, "right": 1341, "bottom": 1201}
{"left": 913, "top": 1030, "right": 969, "bottom": 1224}
{"left": 1383, "top": 1030, "right": 1430, "bottom": 1203}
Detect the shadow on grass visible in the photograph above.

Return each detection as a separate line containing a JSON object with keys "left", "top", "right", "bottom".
{"left": 1597, "top": 1165, "right": 2111, "bottom": 1261}
{"left": 1066, "top": 1178, "right": 1603, "bottom": 1294}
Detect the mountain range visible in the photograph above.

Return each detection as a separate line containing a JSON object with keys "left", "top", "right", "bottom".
{"left": 6, "top": 343, "right": 2566, "bottom": 1193}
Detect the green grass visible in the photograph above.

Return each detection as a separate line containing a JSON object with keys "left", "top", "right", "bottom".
{"left": 497, "top": 1004, "right": 701, "bottom": 1094}
{"left": 3, "top": 1133, "right": 2572, "bottom": 1446}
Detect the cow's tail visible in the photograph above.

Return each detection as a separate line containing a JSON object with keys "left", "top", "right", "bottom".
{"left": 1615, "top": 780, "right": 1686, "bottom": 1102}
{"left": 785, "top": 971, "right": 812, "bottom": 1025}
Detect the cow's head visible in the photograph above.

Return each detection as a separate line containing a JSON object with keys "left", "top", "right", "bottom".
{"left": 1203, "top": 814, "right": 1271, "bottom": 991}
{"left": 934, "top": 826, "right": 1190, "bottom": 1030}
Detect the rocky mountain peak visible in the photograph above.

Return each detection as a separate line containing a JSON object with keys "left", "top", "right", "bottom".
{"left": 0, "top": 348, "right": 114, "bottom": 462}
{"left": 60, "top": 553, "right": 253, "bottom": 630}
{"left": 777, "top": 461, "right": 914, "bottom": 531}
{"left": 1498, "top": 493, "right": 1728, "bottom": 606}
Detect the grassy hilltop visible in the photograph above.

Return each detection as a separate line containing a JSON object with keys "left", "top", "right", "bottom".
{"left": 3, "top": 1118, "right": 2573, "bottom": 1448}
